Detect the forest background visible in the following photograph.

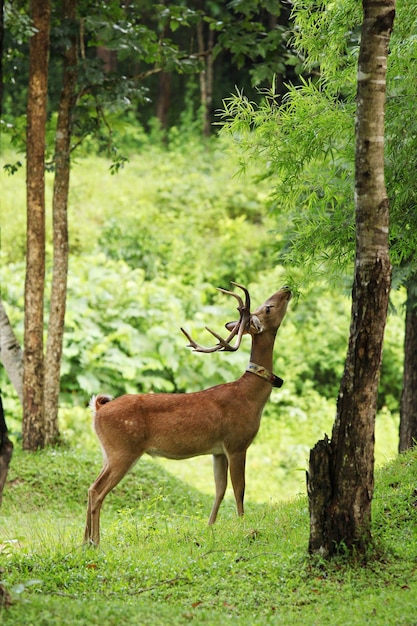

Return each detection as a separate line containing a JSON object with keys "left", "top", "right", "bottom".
{"left": 2, "top": 0, "right": 417, "bottom": 622}
{"left": 1, "top": 0, "right": 411, "bottom": 499}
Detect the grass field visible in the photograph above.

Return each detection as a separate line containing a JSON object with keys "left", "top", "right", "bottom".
{"left": 1, "top": 444, "right": 416, "bottom": 625}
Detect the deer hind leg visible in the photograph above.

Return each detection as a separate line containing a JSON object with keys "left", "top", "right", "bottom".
{"left": 229, "top": 451, "right": 247, "bottom": 518}
{"left": 208, "top": 453, "right": 229, "bottom": 525}
{"left": 84, "top": 465, "right": 107, "bottom": 545}
{"left": 84, "top": 452, "right": 140, "bottom": 546}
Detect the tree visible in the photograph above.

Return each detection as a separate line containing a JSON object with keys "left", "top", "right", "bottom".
{"left": 220, "top": 0, "right": 396, "bottom": 555}
{"left": 385, "top": 37, "right": 417, "bottom": 451}
{"left": 2, "top": 0, "right": 205, "bottom": 445}
{"left": 3, "top": 1, "right": 298, "bottom": 135}
{"left": 22, "top": 0, "right": 50, "bottom": 450}
{"left": 280, "top": 0, "right": 417, "bottom": 454}
{"left": 307, "top": 0, "right": 395, "bottom": 555}
{"left": 0, "top": 301, "right": 23, "bottom": 404}
{"left": 283, "top": 0, "right": 417, "bottom": 456}
{"left": 44, "top": 0, "right": 78, "bottom": 444}
{"left": 196, "top": 16, "right": 214, "bottom": 137}
{"left": 399, "top": 275, "right": 417, "bottom": 450}
{"left": 220, "top": 0, "right": 417, "bottom": 453}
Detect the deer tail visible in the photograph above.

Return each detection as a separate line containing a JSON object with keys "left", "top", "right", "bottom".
{"left": 89, "top": 394, "right": 113, "bottom": 416}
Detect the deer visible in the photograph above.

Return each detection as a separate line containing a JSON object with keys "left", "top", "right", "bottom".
{"left": 84, "top": 282, "right": 291, "bottom": 545}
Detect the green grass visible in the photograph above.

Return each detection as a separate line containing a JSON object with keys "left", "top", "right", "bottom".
{"left": 1, "top": 445, "right": 417, "bottom": 625}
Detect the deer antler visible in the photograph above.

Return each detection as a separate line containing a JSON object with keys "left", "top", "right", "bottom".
{"left": 181, "top": 282, "right": 251, "bottom": 353}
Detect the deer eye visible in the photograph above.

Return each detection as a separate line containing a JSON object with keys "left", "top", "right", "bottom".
{"left": 265, "top": 305, "right": 273, "bottom": 314}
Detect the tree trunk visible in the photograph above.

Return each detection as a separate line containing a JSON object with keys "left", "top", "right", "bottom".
{"left": 44, "top": 0, "right": 78, "bottom": 445}
{"left": 22, "top": 0, "right": 51, "bottom": 451}
{"left": 97, "top": 46, "right": 117, "bottom": 73}
{"left": 197, "top": 21, "right": 214, "bottom": 137}
{"left": 156, "top": 71, "right": 171, "bottom": 130}
{"left": 0, "top": 300, "right": 23, "bottom": 404}
{"left": 0, "top": 396, "right": 13, "bottom": 507}
{"left": 399, "top": 273, "right": 417, "bottom": 451}
{"left": 307, "top": 0, "right": 395, "bottom": 557}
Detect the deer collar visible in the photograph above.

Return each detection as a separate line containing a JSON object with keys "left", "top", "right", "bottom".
{"left": 246, "top": 362, "right": 284, "bottom": 388}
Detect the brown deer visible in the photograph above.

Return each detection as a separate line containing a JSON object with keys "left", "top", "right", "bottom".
{"left": 84, "top": 283, "right": 291, "bottom": 544}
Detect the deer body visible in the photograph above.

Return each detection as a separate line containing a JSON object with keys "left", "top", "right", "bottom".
{"left": 84, "top": 284, "right": 291, "bottom": 545}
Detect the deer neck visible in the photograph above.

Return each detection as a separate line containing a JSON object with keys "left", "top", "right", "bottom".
{"left": 244, "top": 331, "right": 283, "bottom": 389}
{"left": 249, "top": 331, "right": 276, "bottom": 371}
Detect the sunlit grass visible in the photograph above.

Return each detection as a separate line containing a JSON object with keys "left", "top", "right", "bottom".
{"left": 1, "top": 446, "right": 416, "bottom": 625}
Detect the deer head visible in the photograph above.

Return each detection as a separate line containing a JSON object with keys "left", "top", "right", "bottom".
{"left": 181, "top": 282, "right": 291, "bottom": 352}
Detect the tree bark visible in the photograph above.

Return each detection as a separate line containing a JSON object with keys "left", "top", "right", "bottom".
{"left": 197, "top": 20, "right": 214, "bottom": 137}
{"left": 44, "top": 0, "right": 78, "bottom": 445}
{"left": 22, "top": 0, "right": 51, "bottom": 450}
{"left": 307, "top": 0, "right": 395, "bottom": 557}
{"left": 399, "top": 273, "right": 417, "bottom": 451}
{"left": 97, "top": 47, "right": 117, "bottom": 73}
{"left": 0, "top": 300, "right": 23, "bottom": 404}
{"left": 156, "top": 71, "right": 171, "bottom": 130}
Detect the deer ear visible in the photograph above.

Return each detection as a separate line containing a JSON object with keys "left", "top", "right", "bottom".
{"left": 225, "top": 320, "right": 251, "bottom": 334}
{"left": 250, "top": 315, "right": 262, "bottom": 333}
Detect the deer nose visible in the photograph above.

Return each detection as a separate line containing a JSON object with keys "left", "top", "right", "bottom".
{"left": 281, "top": 286, "right": 292, "bottom": 298}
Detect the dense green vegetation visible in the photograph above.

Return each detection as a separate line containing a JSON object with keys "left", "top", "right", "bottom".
{"left": 0, "top": 27, "right": 411, "bottom": 620}
{"left": 1, "top": 133, "right": 403, "bottom": 495}
{"left": 1, "top": 0, "right": 414, "bottom": 621}
{"left": 1, "top": 445, "right": 416, "bottom": 624}
{"left": 2, "top": 1, "right": 298, "bottom": 135}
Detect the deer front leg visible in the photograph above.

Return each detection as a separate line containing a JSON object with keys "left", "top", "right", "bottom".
{"left": 84, "top": 466, "right": 111, "bottom": 546}
{"left": 84, "top": 492, "right": 93, "bottom": 545}
{"left": 208, "top": 453, "right": 229, "bottom": 525}
{"left": 229, "top": 451, "right": 246, "bottom": 517}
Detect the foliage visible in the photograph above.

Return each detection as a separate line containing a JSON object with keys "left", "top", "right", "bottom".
{"left": 219, "top": 80, "right": 355, "bottom": 285}
{"left": 290, "top": 0, "right": 361, "bottom": 89}
{"left": 0, "top": 446, "right": 416, "bottom": 624}
{"left": 2, "top": 0, "right": 204, "bottom": 172}
{"left": 219, "top": 0, "right": 417, "bottom": 284}
{"left": 2, "top": 0, "right": 299, "bottom": 143}
{"left": 0, "top": 134, "right": 405, "bottom": 442}
{"left": 209, "top": 0, "right": 301, "bottom": 86}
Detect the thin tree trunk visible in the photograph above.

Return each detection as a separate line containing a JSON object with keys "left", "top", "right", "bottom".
{"left": 197, "top": 21, "right": 214, "bottom": 137}
{"left": 154, "top": 17, "right": 170, "bottom": 134}
{"left": 0, "top": 300, "right": 23, "bottom": 404}
{"left": 156, "top": 71, "right": 171, "bottom": 130}
{"left": 22, "top": 0, "right": 51, "bottom": 450}
{"left": 96, "top": 46, "right": 117, "bottom": 73}
{"left": 44, "top": 0, "right": 78, "bottom": 445}
{"left": 206, "top": 28, "right": 214, "bottom": 135}
{"left": 307, "top": 0, "right": 395, "bottom": 557}
{"left": 399, "top": 273, "right": 417, "bottom": 451}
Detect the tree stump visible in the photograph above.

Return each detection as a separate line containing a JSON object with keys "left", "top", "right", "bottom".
{"left": 307, "top": 435, "right": 332, "bottom": 556}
